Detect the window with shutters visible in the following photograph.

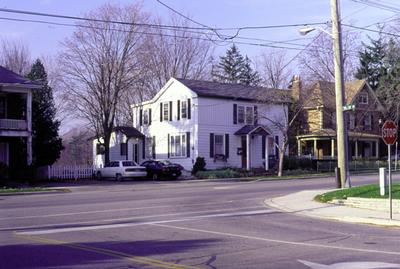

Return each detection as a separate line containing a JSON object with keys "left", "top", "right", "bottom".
{"left": 143, "top": 109, "right": 149, "bottom": 125}
{"left": 163, "top": 102, "right": 169, "bottom": 121}
{"left": 237, "top": 105, "right": 254, "bottom": 124}
{"left": 245, "top": 107, "right": 254, "bottom": 124}
{"left": 170, "top": 133, "right": 187, "bottom": 157}
{"left": 214, "top": 134, "right": 224, "bottom": 155}
{"left": 181, "top": 100, "right": 187, "bottom": 119}
{"left": 349, "top": 113, "right": 355, "bottom": 130}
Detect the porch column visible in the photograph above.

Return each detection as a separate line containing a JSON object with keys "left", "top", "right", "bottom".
{"left": 355, "top": 140, "right": 358, "bottom": 158}
{"left": 375, "top": 140, "right": 379, "bottom": 158}
{"left": 297, "top": 139, "right": 302, "bottom": 156}
{"left": 331, "top": 139, "right": 335, "bottom": 158}
{"left": 265, "top": 136, "right": 269, "bottom": 171}
{"left": 26, "top": 91, "right": 32, "bottom": 131}
{"left": 246, "top": 134, "right": 251, "bottom": 171}
{"left": 27, "top": 136, "right": 32, "bottom": 165}
{"left": 313, "top": 139, "right": 317, "bottom": 158}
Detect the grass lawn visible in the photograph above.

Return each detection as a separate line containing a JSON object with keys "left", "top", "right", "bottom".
{"left": 0, "top": 187, "right": 54, "bottom": 194}
{"left": 315, "top": 183, "right": 400, "bottom": 203}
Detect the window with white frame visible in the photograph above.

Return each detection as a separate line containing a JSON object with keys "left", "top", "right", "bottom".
{"left": 349, "top": 113, "right": 355, "bottom": 130}
{"left": 181, "top": 100, "right": 187, "bottom": 119}
{"left": 358, "top": 93, "right": 368, "bottom": 104}
{"left": 364, "top": 113, "right": 372, "bottom": 130}
{"left": 163, "top": 102, "right": 169, "bottom": 121}
{"left": 143, "top": 109, "right": 149, "bottom": 125}
{"left": 214, "top": 134, "right": 224, "bottom": 155}
{"left": 237, "top": 105, "right": 254, "bottom": 124}
{"left": 245, "top": 106, "right": 254, "bottom": 124}
{"left": 238, "top": 106, "right": 245, "bottom": 123}
{"left": 170, "top": 133, "right": 187, "bottom": 157}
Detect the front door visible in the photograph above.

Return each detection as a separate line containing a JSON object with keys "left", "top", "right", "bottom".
{"left": 241, "top": 136, "right": 247, "bottom": 169}
{"left": 133, "top": 143, "right": 139, "bottom": 164}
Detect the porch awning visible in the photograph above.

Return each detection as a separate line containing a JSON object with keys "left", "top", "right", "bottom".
{"left": 234, "top": 124, "right": 271, "bottom": 136}
{"left": 296, "top": 128, "right": 381, "bottom": 140}
{"left": 114, "top": 126, "right": 145, "bottom": 138}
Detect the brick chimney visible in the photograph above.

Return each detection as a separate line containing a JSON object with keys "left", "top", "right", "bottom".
{"left": 289, "top": 75, "right": 301, "bottom": 101}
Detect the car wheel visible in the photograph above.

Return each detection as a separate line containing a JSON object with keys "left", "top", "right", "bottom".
{"left": 96, "top": 171, "right": 102, "bottom": 180}
{"left": 116, "top": 173, "right": 122, "bottom": 181}
{"left": 152, "top": 173, "right": 158, "bottom": 180}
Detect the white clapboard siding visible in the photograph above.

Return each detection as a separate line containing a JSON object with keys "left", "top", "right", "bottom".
{"left": 46, "top": 165, "right": 94, "bottom": 180}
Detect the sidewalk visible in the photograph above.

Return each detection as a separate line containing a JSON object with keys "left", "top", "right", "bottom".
{"left": 264, "top": 189, "right": 400, "bottom": 227}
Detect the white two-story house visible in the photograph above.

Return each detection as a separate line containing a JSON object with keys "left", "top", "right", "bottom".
{"left": 0, "top": 66, "right": 40, "bottom": 169}
{"left": 94, "top": 78, "right": 289, "bottom": 171}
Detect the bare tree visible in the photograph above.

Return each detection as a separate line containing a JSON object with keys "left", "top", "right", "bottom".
{"left": 257, "top": 50, "right": 292, "bottom": 89}
{"left": 0, "top": 38, "right": 31, "bottom": 75}
{"left": 298, "top": 31, "right": 360, "bottom": 82}
{"left": 59, "top": 3, "right": 148, "bottom": 164}
{"left": 143, "top": 15, "right": 214, "bottom": 93}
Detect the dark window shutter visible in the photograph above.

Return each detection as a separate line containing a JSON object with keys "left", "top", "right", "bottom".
{"left": 142, "top": 138, "right": 145, "bottom": 159}
{"left": 187, "top": 98, "right": 191, "bottom": 119}
{"left": 152, "top": 136, "right": 156, "bottom": 159}
{"left": 160, "top": 103, "right": 163, "bottom": 122}
{"left": 149, "top": 108, "right": 152, "bottom": 125}
{"left": 233, "top": 104, "right": 237, "bottom": 124}
{"left": 275, "top": 136, "right": 279, "bottom": 159}
{"left": 167, "top": 134, "right": 170, "bottom": 158}
{"left": 210, "top": 133, "right": 214, "bottom": 158}
{"left": 139, "top": 109, "right": 143, "bottom": 126}
{"left": 262, "top": 135, "right": 266, "bottom": 159}
{"left": 169, "top": 101, "right": 173, "bottom": 121}
{"left": 186, "top": 132, "right": 190, "bottom": 157}
{"left": 225, "top": 134, "right": 229, "bottom": 158}
{"left": 254, "top": 106, "right": 258, "bottom": 125}
{"left": 177, "top": 100, "right": 181, "bottom": 120}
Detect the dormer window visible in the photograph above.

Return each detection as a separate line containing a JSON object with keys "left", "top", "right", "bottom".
{"left": 358, "top": 93, "right": 368, "bottom": 104}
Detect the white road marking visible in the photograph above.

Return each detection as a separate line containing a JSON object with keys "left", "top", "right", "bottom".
{"left": 16, "top": 209, "right": 274, "bottom": 235}
{"left": 0, "top": 200, "right": 238, "bottom": 221}
{"left": 2, "top": 205, "right": 263, "bottom": 231}
{"left": 152, "top": 224, "right": 400, "bottom": 257}
{"left": 298, "top": 260, "right": 400, "bottom": 269}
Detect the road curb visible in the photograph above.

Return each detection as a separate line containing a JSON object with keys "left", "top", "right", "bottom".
{"left": 264, "top": 193, "right": 400, "bottom": 228}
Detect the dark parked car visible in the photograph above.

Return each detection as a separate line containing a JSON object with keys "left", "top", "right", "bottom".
{"left": 140, "top": 160, "right": 183, "bottom": 180}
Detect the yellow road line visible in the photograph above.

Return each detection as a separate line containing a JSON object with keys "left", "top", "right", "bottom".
{"left": 15, "top": 233, "right": 202, "bottom": 269}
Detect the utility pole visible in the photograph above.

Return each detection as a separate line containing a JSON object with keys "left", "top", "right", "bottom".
{"left": 331, "top": 0, "right": 350, "bottom": 188}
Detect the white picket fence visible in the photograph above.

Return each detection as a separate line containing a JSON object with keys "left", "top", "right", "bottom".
{"left": 37, "top": 165, "right": 95, "bottom": 180}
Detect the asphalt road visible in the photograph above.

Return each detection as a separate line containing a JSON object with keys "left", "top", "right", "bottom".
{"left": 2, "top": 174, "right": 400, "bottom": 269}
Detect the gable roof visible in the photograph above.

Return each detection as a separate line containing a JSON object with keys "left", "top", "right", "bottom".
{"left": 176, "top": 78, "right": 290, "bottom": 103}
{"left": 305, "top": 79, "right": 379, "bottom": 109}
{"left": 0, "top": 66, "right": 41, "bottom": 88}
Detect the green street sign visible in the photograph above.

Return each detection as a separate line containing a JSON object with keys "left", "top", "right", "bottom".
{"left": 343, "top": 104, "right": 355, "bottom": 111}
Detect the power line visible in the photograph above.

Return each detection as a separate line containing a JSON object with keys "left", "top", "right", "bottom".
{"left": 0, "top": 7, "right": 327, "bottom": 32}
{"left": 350, "top": 0, "right": 400, "bottom": 13}
{"left": 343, "top": 23, "right": 400, "bottom": 38}
{"left": 0, "top": 16, "right": 325, "bottom": 52}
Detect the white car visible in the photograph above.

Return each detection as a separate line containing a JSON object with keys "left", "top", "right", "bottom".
{"left": 96, "top": 160, "right": 147, "bottom": 180}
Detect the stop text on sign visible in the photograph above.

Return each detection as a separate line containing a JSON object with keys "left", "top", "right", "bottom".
{"left": 382, "top": 128, "right": 397, "bottom": 137}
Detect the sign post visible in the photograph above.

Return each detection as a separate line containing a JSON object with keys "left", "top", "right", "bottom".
{"left": 382, "top": 120, "right": 398, "bottom": 220}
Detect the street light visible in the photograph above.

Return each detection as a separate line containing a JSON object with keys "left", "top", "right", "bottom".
{"left": 299, "top": 0, "right": 350, "bottom": 188}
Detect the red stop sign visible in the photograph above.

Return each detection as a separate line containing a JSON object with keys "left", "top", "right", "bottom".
{"left": 382, "top": 120, "right": 398, "bottom": 145}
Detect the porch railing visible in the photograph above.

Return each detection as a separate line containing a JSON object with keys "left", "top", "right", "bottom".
{"left": 0, "top": 119, "right": 27, "bottom": 130}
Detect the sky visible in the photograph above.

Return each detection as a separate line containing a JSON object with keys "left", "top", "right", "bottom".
{"left": 0, "top": 0, "right": 397, "bottom": 59}
{"left": 0, "top": 0, "right": 398, "bottom": 132}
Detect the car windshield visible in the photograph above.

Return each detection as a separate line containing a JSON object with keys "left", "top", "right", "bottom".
{"left": 122, "top": 161, "right": 138, "bottom": 167}
{"left": 159, "top": 160, "right": 172, "bottom": 165}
